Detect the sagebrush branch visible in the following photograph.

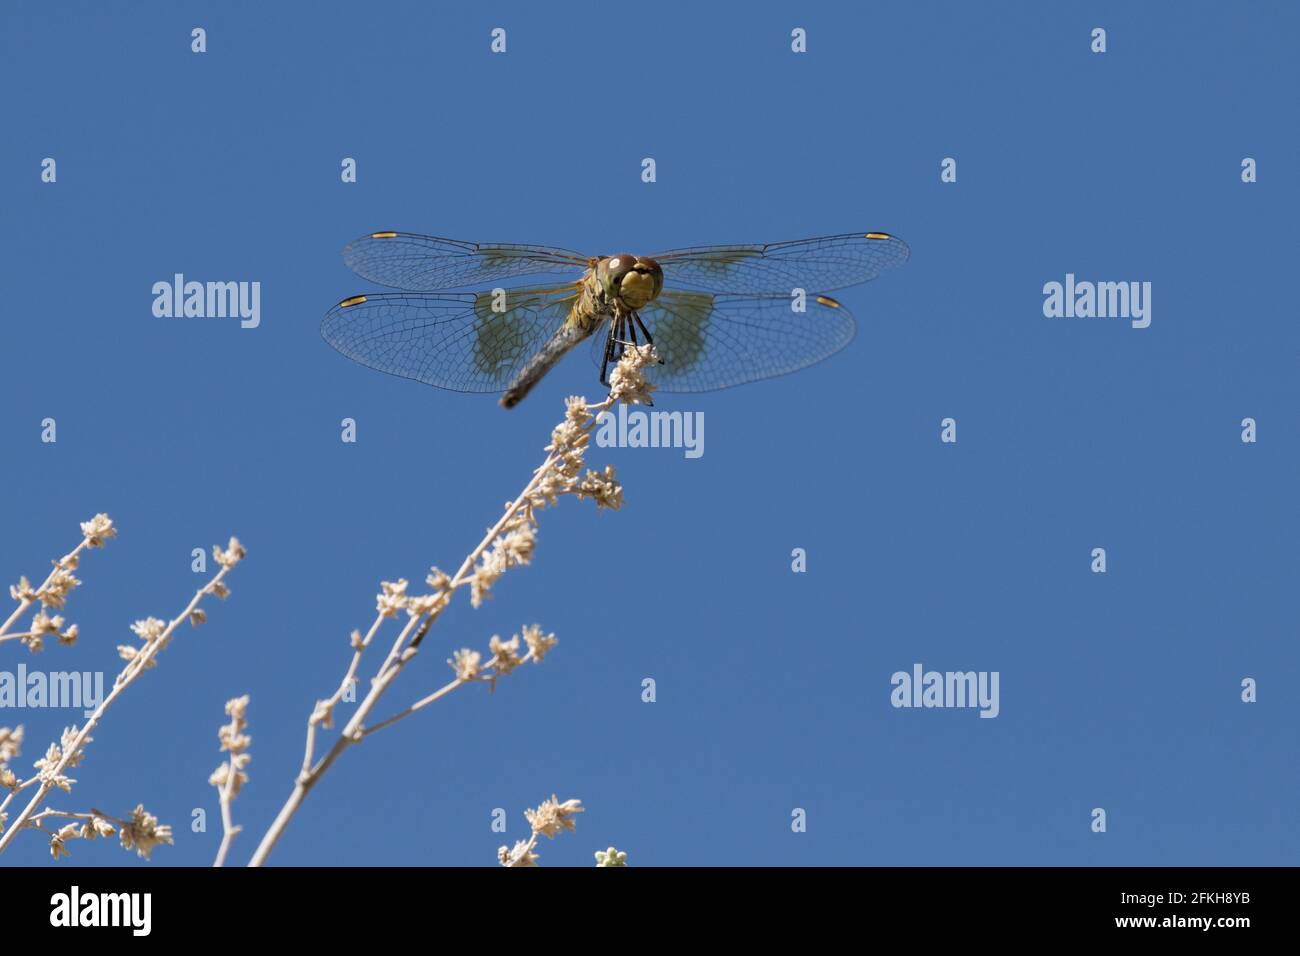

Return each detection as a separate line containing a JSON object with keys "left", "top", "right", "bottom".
{"left": 0, "top": 513, "right": 115, "bottom": 653}
{"left": 245, "top": 345, "right": 658, "bottom": 867}
{"left": 497, "top": 795, "right": 584, "bottom": 867}
{"left": 0, "top": 524, "right": 246, "bottom": 859}
{"left": 210, "top": 695, "right": 251, "bottom": 867}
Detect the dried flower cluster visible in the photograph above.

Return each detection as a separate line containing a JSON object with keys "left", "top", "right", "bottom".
{"left": 498, "top": 795, "right": 585, "bottom": 867}
{"left": 607, "top": 342, "right": 659, "bottom": 406}
{"left": 467, "top": 383, "right": 637, "bottom": 608}
{"left": 32, "top": 725, "right": 90, "bottom": 794}
{"left": 48, "top": 812, "right": 117, "bottom": 861}
{"left": 40, "top": 803, "right": 173, "bottom": 862}
{"left": 211, "top": 695, "right": 251, "bottom": 797}
{"left": 1, "top": 513, "right": 114, "bottom": 653}
{"left": 210, "top": 695, "right": 251, "bottom": 866}
{"left": 443, "top": 622, "right": 557, "bottom": 694}
{"left": 118, "top": 804, "right": 174, "bottom": 859}
{"left": 0, "top": 519, "right": 245, "bottom": 859}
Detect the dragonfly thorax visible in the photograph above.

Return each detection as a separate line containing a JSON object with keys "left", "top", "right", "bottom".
{"left": 596, "top": 254, "right": 663, "bottom": 311}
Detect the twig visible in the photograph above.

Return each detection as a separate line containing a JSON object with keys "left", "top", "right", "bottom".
{"left": 1, "top": 513, "right": 114, "bottom": 653}
{"left": 211, "top": 695, "right": 250, "bottom": 867}
{"left": 246, "top": 345, "right": 656, "bottom": 867}
{"left": 0, "top": 536, "right": 246, "bottom": 856}
{"left": 497, "top": 795, "right": 584, "bottom": 867}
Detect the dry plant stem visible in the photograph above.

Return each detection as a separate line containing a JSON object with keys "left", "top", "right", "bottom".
{"left": 298, "top": 614, "right": 385, "bottom": 779}
{"left": 213, "top": 753, "right": 241, "bottom": 867}
{"left": 0, "top": 539, "right": 90, "bottom": 639}
{"left": 247, "top": 393, "right": 617, "bottom": 867}
{"left": 209, "top": 694, "right": 251, "bottom": 866}
{"left": 359, "top": 674, "right": 466, "bottom": 737}
{"left": 0, "top": 565, "right": 232, "bottom": 855}
{"left": 249, "top": 615, "right": 420, "bottom": 867}
{"left": 26, "top": 809, "right": 102, "bottom": 826}
{"left": 0, "top": 776, "right": 37, "bottom": 819}
{"left": 24, "top": 807, "right": 124, "bottom": 834}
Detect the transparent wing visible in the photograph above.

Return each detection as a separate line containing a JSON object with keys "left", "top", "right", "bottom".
{"left": 322, "top": 285, "right": 580, "bottom": 393}
{"left": 648, "top": 232, "right": 908, "bottom": 295}
{"left": 342, "top": 231, "right": 593, "bottom": 291}
{"left": 590, "top": 290, "right": 856, "bottom": 392}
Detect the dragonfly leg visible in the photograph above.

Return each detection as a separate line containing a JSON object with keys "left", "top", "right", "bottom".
{"left": 631, "top": 312, "right": 664, "bottom": 364}
{"left": 612, "top": 314, "right": 629, "bottom": 359}
{"left": 599, "top": 320, "right": 617, "bottom": 386}
{"left": 603, "top": 313, "right": 657, "bottom": 386}
{"left": 631, "top": 312, "right": 651, "bottom": 344}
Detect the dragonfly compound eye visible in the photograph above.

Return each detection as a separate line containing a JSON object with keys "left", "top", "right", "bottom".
{"left": 599, "top": 253, "right": 636, "bottom": 289}
{"left": 611, "top": 256, "right": 663, "bottom": 310}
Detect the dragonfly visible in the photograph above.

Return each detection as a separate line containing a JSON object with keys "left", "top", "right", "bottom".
{"left": 322, "top": 230, "right": 909, "bottom": 408}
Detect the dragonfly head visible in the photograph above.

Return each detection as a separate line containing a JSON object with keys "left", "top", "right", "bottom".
{"left": 597, "top": 254, "right": 663, "bottom": 311}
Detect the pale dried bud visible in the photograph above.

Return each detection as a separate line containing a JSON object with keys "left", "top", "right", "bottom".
{"left": 449, "top": 648, "right": 482, "bottom": 681}
{"left": 376, "top": 579, "right": 409, "bottom": 618}
{"left": 213, "top": 536, "right": 246, "bottom": 570}
{"left": 79, "top": 514, "right": 116, "bottom": 548}
{"left": 497, "top": 840, "right": 540, "bottom": 867}
{"left": 525, "top": 795, "right": 584, "bottom": 839}
{"left": 522, "top": 624, "right": 558, "bottom": 663}
{"left": 489, "top": 634, "right": 523, "bottom": 675}
{"left": 119, "top": 804, "right": 173, "bottom": 859}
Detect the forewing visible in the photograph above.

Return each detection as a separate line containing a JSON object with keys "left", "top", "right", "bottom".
{"left": 342, "top": 231, "right": 592, "bottom": 291}
{"left": 611, "top": 290, "right": 857, "bottom": 392}
{"left": 649, "top": 232, "right": 908, "bottom": 295}
{"left": 323, "top": 285, "right": 580, "bottom": 393}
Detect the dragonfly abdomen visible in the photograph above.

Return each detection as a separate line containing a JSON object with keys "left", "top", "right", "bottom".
{"left": 500, "top": 311, "right": 601, "bottom": 408}
{"left": 500, "top": 276, "right": 608, "bottom": 408}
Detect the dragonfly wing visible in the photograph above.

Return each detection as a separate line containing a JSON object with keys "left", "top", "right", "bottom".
{"left": 648, "top": 232, "right": 908, "bottom": 295}
{"left": 342, "top": 232, "right": 592, "bottom": 291}
{"left": 323, "top": 285, "right": 580, "bottom": 393}
{"left": 606, "top": 290, "right": 856, "bottom": 392}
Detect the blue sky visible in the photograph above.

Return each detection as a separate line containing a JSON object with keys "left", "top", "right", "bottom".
{"left": 1, "top": 0, "right": 1296, "bottom": 866}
